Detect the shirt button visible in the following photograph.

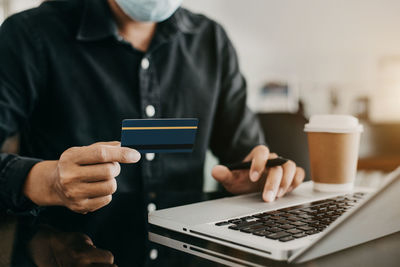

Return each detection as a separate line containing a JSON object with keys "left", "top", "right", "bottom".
{"left": 145, "top": 105, "right": 155, "bottom": 117}
{"left": 145, "top": 153, "right": 155, "bottom": 161}
{"left": 149, "top": 248, "right": 158, "bottom": 260}
{"left": 147, "top": 203, "right": 157, "bottom": 213}
{"left": 117, "top": 35, "right": 124, "bottom": 42}
{"left": 141, "top": 57, "right": 150, "bottom": 70}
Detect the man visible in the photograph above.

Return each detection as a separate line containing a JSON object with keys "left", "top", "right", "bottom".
{"left": 0, "top": 0, "right": 304, "bottom": 262}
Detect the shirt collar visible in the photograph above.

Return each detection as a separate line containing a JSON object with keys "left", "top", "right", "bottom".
{"left": 76, "top": 0, "right": 117, "bottom": 41}
{"left": 76, "top": 0, "right": 195, "bottom": 42}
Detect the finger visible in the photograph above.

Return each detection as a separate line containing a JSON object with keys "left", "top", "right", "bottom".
{"left": 73, "top": 145, "right": 141, "bottom": 165}
{"left": 277, "top": 160, "right": 296, "bottom": 198}
{"left": 85, "top": 247, "right": 114, "bottom": 264}
{"left": 288, "top": 167, "right": 305, "bottom": 192}
{"left": 269, "top": 153, "right": 278, "bottom": 159}
{"left": 262, "top": 166, "right": 283, "bottom": 202}
{"left": 77, "top": 163, "right": 121, "bottom": 182}
{"left": 211, "top": 165, "right": 233, "bottom": 185}
{"left": 82, "top": 195, "right": 113, "bottom": 213}
{"left": 73, "top": 179, "right": 117, "bottom": 199}
{"left": 247, "top": 146, "right": 270, "bottom": 182}
{"left": 92, "top": 141, "right": 121, "bottom": 147}
{"left": 80, "top": 233, "right": 95, "bottom": 246}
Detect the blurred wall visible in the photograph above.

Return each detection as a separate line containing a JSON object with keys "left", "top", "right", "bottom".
{"left": 3, "top": 0, "right": 400, "bottom": 116}
{"left": 183, "top": 0, "right": 400, "bottom": 117}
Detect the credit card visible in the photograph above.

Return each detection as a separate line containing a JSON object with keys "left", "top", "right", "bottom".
{"left": 121, "top": 119, "right": 198, "bottom": 153}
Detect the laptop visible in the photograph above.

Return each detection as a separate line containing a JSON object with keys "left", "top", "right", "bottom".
{"left": 148, "top": 167, "right": 400, "bottom": 265}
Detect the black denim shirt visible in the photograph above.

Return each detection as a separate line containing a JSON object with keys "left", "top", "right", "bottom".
{"left": 0, "top": 0, "right": 264, "bottom": 217}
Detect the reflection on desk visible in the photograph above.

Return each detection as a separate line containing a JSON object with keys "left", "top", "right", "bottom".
{"left": 4, "top": 192, "right": 227, "bottom": 267}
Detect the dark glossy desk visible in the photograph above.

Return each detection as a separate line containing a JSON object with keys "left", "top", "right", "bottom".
{"left": 0, "top": 178, "right": 399, "bottom": 267}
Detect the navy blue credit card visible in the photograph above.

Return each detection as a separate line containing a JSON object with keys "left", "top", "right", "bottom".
{"left": 121, "top": 119, "right": 198, "bottom": 153}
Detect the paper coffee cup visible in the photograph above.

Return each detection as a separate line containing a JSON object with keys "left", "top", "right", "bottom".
{"left": 304, "top": 115, "right": 363, "bottom": 192}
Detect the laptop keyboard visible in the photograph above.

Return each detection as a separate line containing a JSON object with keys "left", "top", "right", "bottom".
{"left": 214, "top": 192, "right": 366, "bottom": 242}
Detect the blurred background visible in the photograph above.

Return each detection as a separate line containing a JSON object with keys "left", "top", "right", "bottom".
{"left": 0, "top": 1, "right": 399, "bottom": 265}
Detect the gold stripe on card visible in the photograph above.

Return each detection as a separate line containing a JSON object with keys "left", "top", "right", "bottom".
{"left": 122, "top": 126, "right": 198, "bottom": 130}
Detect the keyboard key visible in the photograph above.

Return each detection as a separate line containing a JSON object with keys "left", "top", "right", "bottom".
{"left": 215, "top": 221, "right": 230, "bottom": 226}
{"left": 290, "top": 221, "right": 307, "bottom": 226}
{"left": 301, "top": 219, "right": 317, "bottom": 224}
{"left": 234, "top": 221, "right": 263, "bottom": 230}
{"left": 263, "top": 221, "right": 278, "bottom": 227}
{"left": 269, "top": 227, "right": 283, "bottom": 233}
{"left": 286, "top": 229, "right": 303, "bottom": 234}
{"left": 252, "top": 230, "right": 272, "bottom": 236}
{"left": 306, "top": 230, "right": 319, "bottom": 235}
{"left": 240, "top": 216, "right": 254, "bottom": 221}
{"left": 309, "top": 222, "right": 325, "bottom": 228}
{"left": 297, "top": 226, "right": 316, "bottom": 231}
{"left": 266, "top": 231, "right": 290, "bottom": 240}
{"left": 319, "top": 220, "right": 331, "bottom": 226}
{"left": 248, "top": 225, "right": 269, "bottom": 231}
{"left": 228, "top": 225, "right": 239, "bottom": 230}
{"left": 275, "top": 219, "right": 291, "bottom": 225}
{"left": 266, "top": 210, "right": 284, "bottom": 215}
{"left": 293, "top": 233, "right": 307, "bottom": 238}
{"left": 311, "top": 199, "right": 333, "bottom": 205}
{"left": 280, "top": 224, "right": 295, "bottom": 230}
{"left": 289, "top": 210, "right": 305, "bottom": 215}
{"left": 279, "top": 236, "right": 295, "bottom": 242}
{"left": 321, "top": 218, "right": 331, "bottom": 224}
{"left": 280, "top": 207, "right": 297, "bottom": 212}
{"left": 299, "top": 214, "right": 315, "bottom": 219}
{"left": 279, "top": 213, "right": 293, "bottom": 218}
{"left": 228, "top": 219, "right": 242, "bottom": 224}
{"left": 269, "top": 216, "right": 282, "bottom": 220}
{"left": 300, "top": 208, "right": 314, "bottom": 213}
{"left": 287, "top": 216, "right": 303, "bottom": 222}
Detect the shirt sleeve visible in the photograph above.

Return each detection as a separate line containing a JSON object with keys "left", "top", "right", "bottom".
{"left": 209, "top": 24, "right": 266, "bottom": 164}
{"left": 0, "top": 14, "right": 46, "bottom": 215}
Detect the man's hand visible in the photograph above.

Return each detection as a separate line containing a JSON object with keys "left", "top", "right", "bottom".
{"left": 212, "top": 145, "right": 305, "bottom": 202}
{"left": 28, "top": 226, "right": 116, "bottom": 267}
{"left": 24, "top": 141, "right": 140, "bottom": 214}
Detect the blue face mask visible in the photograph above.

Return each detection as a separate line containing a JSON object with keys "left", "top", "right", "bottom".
{"left": 115, "top": 0, "right": 183, "bottom": 22}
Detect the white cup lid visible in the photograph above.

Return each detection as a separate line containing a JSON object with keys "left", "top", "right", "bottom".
{"left": 304, "top": 114, "right": 363, "bottom": 133}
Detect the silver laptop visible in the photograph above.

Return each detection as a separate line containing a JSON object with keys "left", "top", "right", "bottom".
{"left": 148, "top": 167, "right": 400, "bottom": 265}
